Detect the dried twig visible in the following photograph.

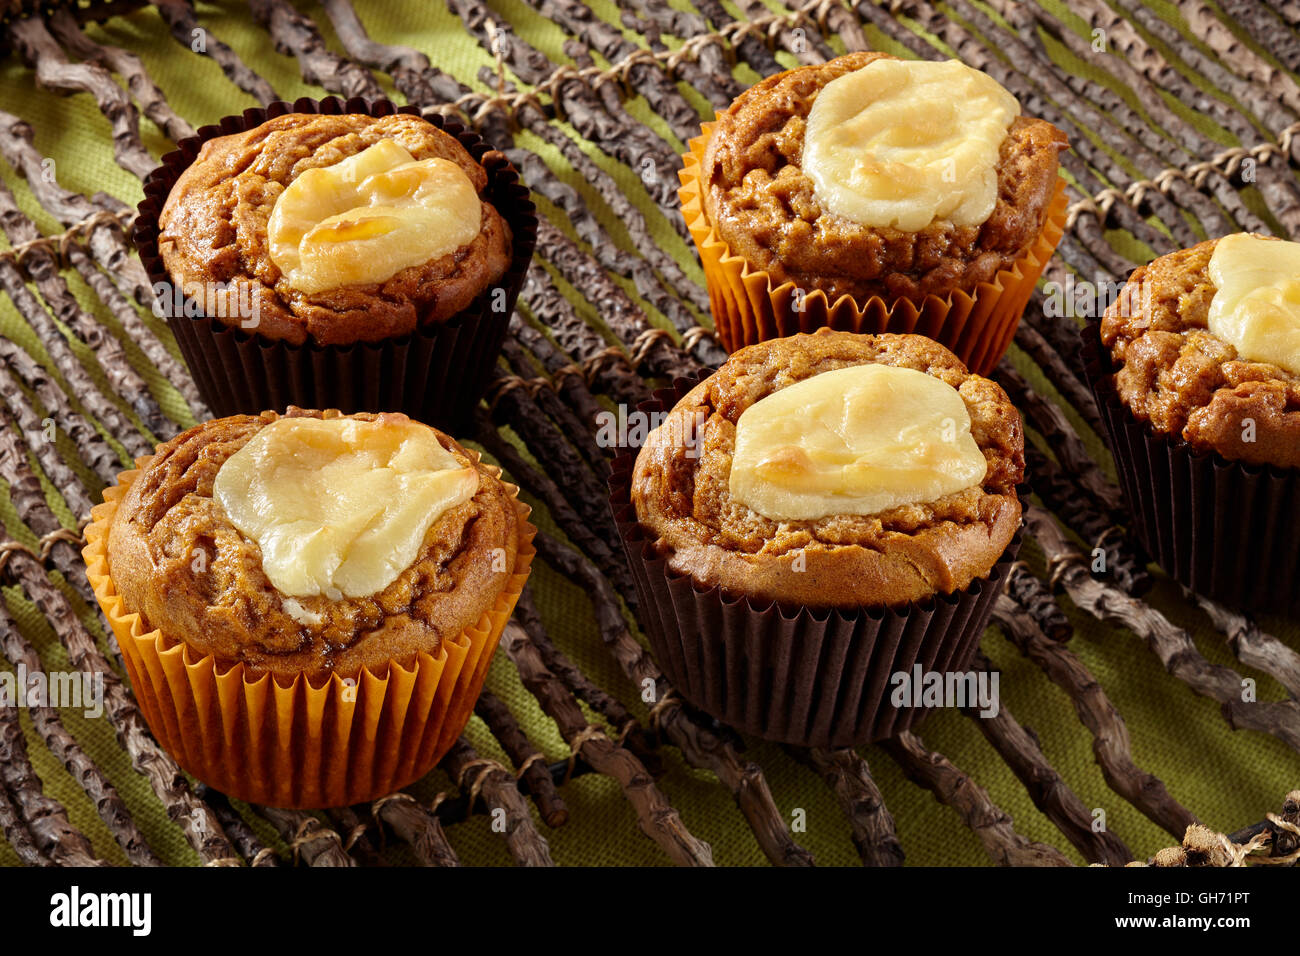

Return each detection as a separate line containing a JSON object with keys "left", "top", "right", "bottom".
{"left": 1005, "top": 564, "right": 1073, "bottom": 642}
{"left": 0, "top": 599, "right": 158, "bottom": 865}
{"left": 496, "top": 127, "right": 717, "bottom": 342}
{"left": 0, "top": 684, "right": 108, "bottom": 867}
{"left": 1012, "top": 319, "right": 1105, "bottom": 438}
{"left": 502, "top": 619, "right": 715, "bottom": 866}
{"left": 499, "top": 337, "right": 607, "bottom": 468}
{"left": 0, "top": 110, "right": 154, "bottom": 303}
{"left": 474, "top": 410, "right": 637, "bottom": 606}
{"left": 327, "top": 805, "right": 386, "bottom": 867}
{"left": 520, "top": 265, "right": 651, "bottom": 407}
{"left": 0, "top": 180, "right": 173, "bottom": 441}
{"left": 473, "top": 691, "right": 569, "bottom": 828}
{"left": 736, "top": 0, "right": 831, "bottom": 64}
{"left": 0, "top": 377, "right": 98, "bottom": 526}
{"left": 482, "top": 384, "right": 619, "bottom": 548}
{"left": 154, "top": 0, "right": 280, "bottom": 104}
{"left": 532, "top": 530, "right": 813, "bottom": 866}
{"left": 0, "top": 781, "right": 51, "bottom": 867}
{"left": 0, "top": 255, "right": 150, "bottom": 458}
{"left": 996, "top": 361, "right": 1122, "bottom": 514}
{"left": 191, "top": 785, "right": 281, "bottom": 867}
{"left": 68, "top": 243, "right": 205, "bottom": 415}
{"left": 47, "top": 8, "right": 196, "bottom": 143}
{"left": 5, "top": 548, "right": 238, "bottom": 864}
{"left": 371, "top": 792, "right": 460, "bottom": 867}
{"left": 882, "top": 730, "right": 1074, "bottom": 867}
{"left": 442, "top": 737, "right": 555, "bottom": 866}
{"left": 521, "top": 0, "right": 705, "bottom": 144}
{"left": 993, "top": 595, "right": 1198, "bottom": 839}
{"left": 7, "top": 16, "right": 156, "bottom": 180}
{"left": 537, "top": 219, "right": 703, "bottom": 379}
{"left": 256, "top": 807, "right": 354, "bottom": 867}
{"left": 1189, "top": 594, "right": 1300, "bottom": 699}
{"left": 693, "top": 0, "right": 781, "bottom": 75}
{"left": 964, "top": 651, "right": 1133, "bottom": 865}
{"left": 1026, "top": 506, "right": 1300, "bottom": 755}
{"left": 790, "top": 748, "right": 903, "bottom": 867}
{"left": 989, "top": 0, "right": 1293, "bottom": 234}
{"left": 249, "top": 0, "right": 383, "bottom": 99}
{"left": 446, "top": 0, "right": 680, "bottom": 203}
{"left": 514, "top": 587, "right": 662, "bottom": 775}
{"left": 1022, "top": 444, "right": 1151, "bottom": 596}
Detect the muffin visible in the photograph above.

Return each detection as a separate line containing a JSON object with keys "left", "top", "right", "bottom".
{"left": 134, "top": 97, "right": 537, "bottom": 429}
{"left": 1086, "top": 233, "right": 1300, "bottom": 616}
{"left": 679, "top": 52, "right": 1068, "bottom": 374}
{"left": 609, "top": 329, "right": 1024, "bottom": 746}
{"left": 83, "top": 407, "right": 535, "bottom": 807}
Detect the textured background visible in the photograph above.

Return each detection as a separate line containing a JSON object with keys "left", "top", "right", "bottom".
{"left": 0, "top": 0, "right": 1297, "bottom": 867}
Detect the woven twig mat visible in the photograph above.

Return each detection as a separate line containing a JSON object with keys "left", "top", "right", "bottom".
{"left": 0, "top": 0, "right": 1297, "bottom": 868}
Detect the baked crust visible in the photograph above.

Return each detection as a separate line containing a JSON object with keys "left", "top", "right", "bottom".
{"left": 631, "top": 330, "right": 1024, "bottom": 608}
{"left": 1100, "top": 236, "right": 1300, "bottom": 469}
{"left": 158, "top": 112, "right": 513, "bottom": 346}
{"left": 701, "top": 52, "right": 1068, "bottom": 304}
{"left": 106, "top": 408, "right": 522, "bottom": 681}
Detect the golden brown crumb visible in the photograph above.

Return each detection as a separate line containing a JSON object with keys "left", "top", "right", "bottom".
{"left": 631, "top": 330, "right": 1024, "bottom": 608}
{"left": 107, "top": 408, "right": 522, "bottom": 681}
{"left": 158, "top": 112, "right": 513, "bottom": 346}
{"left": 1100, "top": 236, "right": 1300, "bottom": 468}
{"left": 701, "top": 52, "right": 1068, "bottom": 302}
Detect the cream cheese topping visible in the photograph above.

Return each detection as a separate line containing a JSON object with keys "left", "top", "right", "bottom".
{"left": 729, "top": 364, "right": 988, "bottom": 521}
{"left": 213, "top": 416, "right": 480, "bottom": 599}
{"left": 802, "top": 59, "right": 1019, "bottom": 232}
{"left": 267, "top": 138, "right": 481, "bottom": 295}
{"left": 1207, "top": 233, "right": 1300, "bottom": 376}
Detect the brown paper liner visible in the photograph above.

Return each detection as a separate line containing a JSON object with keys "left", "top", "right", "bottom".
{"left": 82, "top": 457, "right": 536, "bottom": 808}
{"left": 133, "top": 96, "right": 537, "bottom": 431}
{"left": 678, "top": 121, "right": 1067, "bottom": 376}
{"left": 608, "top": 374, "right": 1022, "bottom": 748}
{"left": 1082, "top": 322, "right": 1300, "bottom": 618}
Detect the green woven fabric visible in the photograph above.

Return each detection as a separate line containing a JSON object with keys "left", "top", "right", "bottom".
{"left": 0, "top": 0, "right": 1297, "bottom": 868}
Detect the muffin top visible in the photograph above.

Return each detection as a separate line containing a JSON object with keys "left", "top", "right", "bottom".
{"left": 701, "top": 52, "right": 1067, "bottom": 304}
{"left": 158, "top": 112, "right": 513, "bottom": 346}
{"left": 1100, "top": 234, "right": 1300, "bottom": 469}
{"left": 107, "top": 408, "right": 524, "bottom": 681}
{"left": 631, "top": 330, "right": 1024, "bottom": 608}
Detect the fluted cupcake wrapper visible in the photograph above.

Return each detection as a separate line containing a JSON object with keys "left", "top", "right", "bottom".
{"left": 608, "top": 374, "right": 1021, "bottom": 748}
{"left": 133, "top": 96, "right": 538, "bottom": 431}
{"left": 1082, "top": 322, "right": 1300, "bottom": 618}
{"left": 83, "top": 455, "right": 536, "bottom": 809}
{"left": 678, "top": 120, "right": 1066, "bottom": 376}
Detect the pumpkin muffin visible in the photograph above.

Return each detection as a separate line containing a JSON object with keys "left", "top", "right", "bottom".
{"left": 157, "top": 112, "right": 513, "bottom": 347}
{"left": 1099, "top": 234, "right": 1300, "bottom": 469}
{"left": 680, "top": 53, "right": 1068, "bottom": 372}
{"left": 702, "top": 52, "right": 1066, "bottom": 302}
{"left": 84, "top": 407, "right": 535, "bottom": 806}
{"left": 610, "top": 329, "right": 1024, "bottom": 746}
{"left": 134, "top": 99, "right": 537, "bottom": 427}
{"left": 632, "top": 330, "right": 1024, "bottom": 607}
{"left": 106, "top": 407, "right": 526, "bottom": 679}
{"left": 1087, "top": 232, "right": 1300, "bottom": 616}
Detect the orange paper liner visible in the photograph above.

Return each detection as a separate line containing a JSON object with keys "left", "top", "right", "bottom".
{"left": 83, "top": 456, "right": 535, "bottom": 809}
{"left": 678, "top": 120, "right": 1067, "bottom": 375}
